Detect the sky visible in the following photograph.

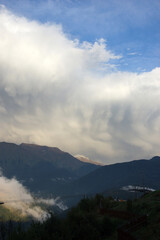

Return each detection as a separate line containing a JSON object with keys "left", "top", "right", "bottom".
{"left": 0, "top": 0, "right": 160, "bottom": 164}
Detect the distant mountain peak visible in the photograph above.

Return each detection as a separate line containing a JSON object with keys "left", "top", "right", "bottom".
{"left": 75, "top": 154, "right": 104, "bottom": 166}
{"left": 150, "top": 156, "right": 160, "bottom": 161}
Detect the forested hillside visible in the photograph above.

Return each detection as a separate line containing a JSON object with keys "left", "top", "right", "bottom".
{"left": 0, "top": 191, "right": 159, "bottom": 240}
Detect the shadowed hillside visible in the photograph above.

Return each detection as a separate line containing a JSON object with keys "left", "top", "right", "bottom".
{"left": 67, "top": 156, "right": 160, "bottom": 195}
{"left": 0, "top": 142, "right": 100, "bottom": 194}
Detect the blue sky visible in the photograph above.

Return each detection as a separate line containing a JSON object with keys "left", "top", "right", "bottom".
{"left": 0, "top": 0, "right": 160, "bottom": 163}
{"left": 1, "top": 0, "right": 160, "bottom": 72}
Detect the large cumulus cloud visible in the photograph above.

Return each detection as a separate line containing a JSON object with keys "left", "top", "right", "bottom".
{"left": 0, "top": 6, "right": 160, "bottom": 163}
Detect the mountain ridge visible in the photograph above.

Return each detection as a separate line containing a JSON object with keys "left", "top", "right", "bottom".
{"left": 0, "top": 142, "right": 160, "bottom": 199}
{"left": 74, "top": 154, "right": 104, "bottom": 166}
{"left": 0, "top": 142, "right": 100, "bottom": 194}
{"left": 68, "top": 156, "right": 160, "bottom": 195}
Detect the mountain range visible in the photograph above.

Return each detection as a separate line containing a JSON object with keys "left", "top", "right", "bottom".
{"left": 0, "top": 142, "right": 160, "bottom": 200}
{"left": 0, "top": 142, "right": 99, "bottom": 194}
{"left": 68, "top": 156, "right": 160, "bottom": 195}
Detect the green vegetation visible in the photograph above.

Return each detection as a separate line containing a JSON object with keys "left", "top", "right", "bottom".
{"left": 132, "top": 191, "right": 160, "bottom": 239}
{"left": 0, "top": 191, "right": 159, "bottom": 240}
{"left": 0, "top": 206, "right": 27, "bottom": 222}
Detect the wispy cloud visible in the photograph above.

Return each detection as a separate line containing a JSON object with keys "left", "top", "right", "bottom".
{"left": 2, "top": 0, "right": 160, "bottom": 42}
{"left": 0, "top": 170, "right": 66, "bottom": 220}
{"left": 127, "top": 52, "right": 138, "bottom": 56}
{"left": 0, "top": 7, "right": 160, "bottom": 163}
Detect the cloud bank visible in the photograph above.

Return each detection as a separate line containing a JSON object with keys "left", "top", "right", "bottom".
{"left": 0, "top": 6, "right": 160, "bottom": 163}
{"left": 0, "top": 170, "right": 67, "bottom": 220}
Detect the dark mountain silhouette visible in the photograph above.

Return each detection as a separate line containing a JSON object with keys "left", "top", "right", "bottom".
{"left": 67, "top": 156, "right": 160, "bottom": 195}
{"left": 0, "top": 142, "right": 100, "bottom": 194}
{"left": 0, "top": 142, "right": 159, "bottom": 199}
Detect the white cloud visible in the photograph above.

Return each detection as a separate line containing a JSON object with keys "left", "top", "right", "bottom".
{"left": 0, "top": 173, "right": 48, "bottom": 220}
{"left": 0, "top": 7, "right": 160, "bottom": 164}
{"left": 0, "top": 169, "right": 67, "bottom": 220}
{"left": 127, "top": 52, "right": 138, "bottom": 56}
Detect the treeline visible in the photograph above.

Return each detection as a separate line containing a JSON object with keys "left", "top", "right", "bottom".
{"left": 0, "top": 191, "right": 160, "bottom": 240}
{"left": 2, "top": 195, "right": 118, "bottom": 240}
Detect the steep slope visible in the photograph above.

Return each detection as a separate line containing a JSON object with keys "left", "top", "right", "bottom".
{"left": 68, "top": 156, "right": 160, "bottom": 195}
{"left": 0, "top": 142, "right": 100, "bottom": 194}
